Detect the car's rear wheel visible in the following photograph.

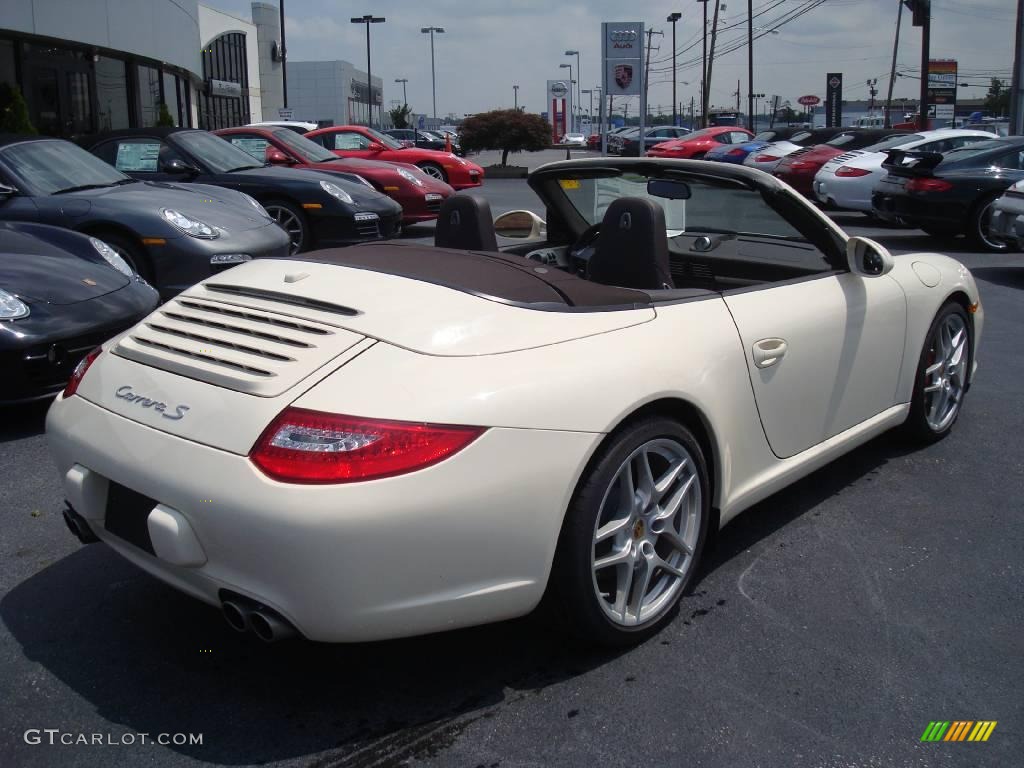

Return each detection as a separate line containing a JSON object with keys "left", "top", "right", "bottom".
{"left": 968, "top": 194, "right": 1008, "bottom": 252}
{"left": 417, "top": 162, "right": 447, "bottom": 182}
{"left": 264, "top": 200, "right": 308, "bottom": 254}
{"left": 98, "top": 232, "right": 154, "bottom": 283}
{"left": 551, "top": 416, "right": 709, "bottom": 646}
{"left": 904, "top": 302, "right": 971, "bottom": 442}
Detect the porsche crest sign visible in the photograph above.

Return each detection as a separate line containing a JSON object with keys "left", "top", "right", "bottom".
{"left": 603, "top": 21, "right": 644, "bottom": 97}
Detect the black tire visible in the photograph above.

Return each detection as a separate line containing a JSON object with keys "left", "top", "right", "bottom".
{"left": 97, "top": 231, "right": 154, "bottom": 283}
{"left": 416, "top": 162, "right": 448, "bottom": 183}
{"left": 263, "top": 199, "right": 309, "bottom": 254}
{"left": 968, "top": 193, "right": 1008, "bottom": 252}
{"left": 904, "top": 302, "right": 972, "bottom": 443}
{"left": 549, "top": 416, "right": 710, "bottom": 647}
{"left": 919, "top": 222, "right": 961, "bottom": 239}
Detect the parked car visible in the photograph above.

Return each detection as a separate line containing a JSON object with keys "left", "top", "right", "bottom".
{"left": 79, "top": 128, "right": 403, "bottom": 254}
{"left": 872, "top": 137, "right": 1024, "bottom": 251}
{"left": 645, "top": 127, "right": 754, "bottom": 159}
{"left": 813, "top": 129, "right": 993, "bottom": 213}
{"left": 989, "top": 179, "right": 1024, "bottom": 248}
{"left": 47, "top": 157, "right": 982, "bottom": 647}
{"left": 246, "top": 120, "right": 320, "bottom": 134}
{"left": 0, "top": 136, "right": 290, "bottom": 297}
{"left": 559, "top": 133, "right": 588, "bottom": 147}
{"left": 704, "top": 126, "right": 815, "bottom": 165}
{"left": 742, "top": 127, "right": 847, "bottom": 173}
{"left": 0, "top": 222, "right": 159, "bottom": 404}
{"left": 215, "top": 126, "right": 454, "bottom": 226}
{"left": 617, "top": 126, "right": 693, "bottom": 157}
{"left": 964, "top": 121, "right": 1010, "bottom": 137}
{"left": 773, "top": 129, "right": 910, "bottom": 197}
{"left": 305, "top": 125, "right": 484, "bottom": 188}
{"left": 385, "top": 128, "right": 464, "bottom": 156}
{"left": 587, "top": 133, "right": 602, "bottom": 150}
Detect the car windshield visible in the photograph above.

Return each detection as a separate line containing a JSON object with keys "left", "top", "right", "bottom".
{"left": 865, "top": 133, "right": 925, "bottom": 152}
{"left": 556, "top": 172, "right": 804, "bottom": 241}
{"left": 941, "top": 139, "right": 1014, "bottom": 163}
{"left": 363, "top": 127, "right": 405, "bottom": 150}
{"left": 0, "top": 139, "right": 130, "bottom": 195}
{"left": 419, "top": 131, "right": 441, "bottom": 141}
{"left": 175, "top": 130, "right": 264, "bottom": 172}
{"left": 271, "top": 128, "right": 339, "bottom": 163}
{"left": 674, "top": 129, "right": 713, "bottom": 142}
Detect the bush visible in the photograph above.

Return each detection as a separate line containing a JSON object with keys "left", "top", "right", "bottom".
{"left": 156, "top": 102, "right": 175, "bottom": 127}
{"left": 459, "top": 109, "right": 551, "bottom": 166}
{"left": 0, "top": 83, "right": 37, "bottom": 134}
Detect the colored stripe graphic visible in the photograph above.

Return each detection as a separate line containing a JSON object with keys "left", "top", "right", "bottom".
{"left": 921, "top": 721, "right": 996, "bottom": 742}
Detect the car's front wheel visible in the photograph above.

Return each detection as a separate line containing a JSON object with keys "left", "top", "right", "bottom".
{"left": 551, "top": 416, "right": 709, "bottom": 646}
{"left": 264, "top": 200, "right": 309, "bottom": 254}
{"left": 968, "top": 194, "right": 1009, "bottom": 252}
{"left": 417, "top": 162, "right": 447, "bottom": 183}
{"left": 904, "top": 302, "right": 972, "bottom": 442}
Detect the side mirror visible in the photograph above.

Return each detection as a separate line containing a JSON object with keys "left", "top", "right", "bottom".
{"left": 265, "top": 148, "right": 293, "bottom": 165}
{"left": 847, "top": 236, "right": 894, "bottom": 277}
{"left": 494, "top": 210, "right": 546, "bottom": 239}
{"left": 163, "top": 158, "right": 199, "bottom": 176}
{"left": 0, "top": 182, "right": 16, "bottom": 199}
{"left": 367, "top": 142, "right": 386, "bottom": 152}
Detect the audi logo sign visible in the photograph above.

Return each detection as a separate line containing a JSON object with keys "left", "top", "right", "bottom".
{"left": 610, "top": 30, "right": 638, "bottom": 42}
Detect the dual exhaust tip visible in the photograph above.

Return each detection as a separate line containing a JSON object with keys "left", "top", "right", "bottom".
{"left": 221, "top": 597, "right": 296, "bottom": 643}
{"left": 63, "top": 504, "right": 100, "bottom": 544}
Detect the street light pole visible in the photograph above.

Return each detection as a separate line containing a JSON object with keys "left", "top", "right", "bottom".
{"left": 513, "top": 84, "right": 519, "bottom": 110}
{"left": 559, "top": 63, "right": 573, "bottom": 135}
{"left": 698, "top": 0, "right": 709, "bottom": 127}
{"left": 394, "top": 78, "right": 408, "bottom": 106}
{"left": 747, "top": 0, "right": 754, "bottom": 131}
{"left": 667, "top": 12, "right": 681, "bottom": 127}
{"left": 421, "top": 26, "right": 445, "bottom": 122}
{"left": 565, "top": 50, "right": 580, "bottom": 132}
{"left": 351, "top": 14, "right": 385, "bottom": 128}
{"left": 279, "top": 0, "right": 288, "bottom": 108}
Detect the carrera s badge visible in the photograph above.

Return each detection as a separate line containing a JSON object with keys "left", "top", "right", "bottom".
{"left": 115, "top": 385, "right": 190, "bottom": 420}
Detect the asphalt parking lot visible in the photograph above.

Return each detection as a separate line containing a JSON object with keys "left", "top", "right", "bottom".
{"left": 1, "top": 173, "right": 1021, "bottom": 768}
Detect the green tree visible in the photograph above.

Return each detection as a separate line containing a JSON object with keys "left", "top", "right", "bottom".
{"left": 459, "top": 109, "right": 551, "bottom": 166}
{"left": 388, "top": 103, "right": 412, "bottom": 129}
{"left": 0, "top": 83, "right": 37, "bottom": 134}
{"left": 985, "top": 78, "right": 1010, "bottom": 116}
{"left": 156, "top": 102, "right": 175, "bottom": 127}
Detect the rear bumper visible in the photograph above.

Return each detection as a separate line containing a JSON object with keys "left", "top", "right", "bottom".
{"left": 813, "top": 175, "right": 873, "bottom": 211}
{"left": 45, "top": 394, "right": 598, "bottom": 642}
{"left": 774, "top": 169, "right": 816, "bottom": 196}
{"left": 871, "top": 190, "right": 969, "bottom": 228}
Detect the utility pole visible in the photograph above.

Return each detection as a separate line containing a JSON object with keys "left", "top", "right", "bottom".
{"left": 668, "top": 12, "right": 682, "bottom": 127}
{"left": 706, "top": 0, "right": 722, "bottom": 127}
{"left": 884, "top": 0, "right": 903, "bottom": 127}
{"left": 903, "top": 1, "right": 931, "bottom": 129}
{"left": 1012, "top": 0, "right": 1024, "bottom": 134}
{"left": 734, "top": 80, "right": 740, "bottom": 112}
{"left": 643, "top": 28, "right": 664, "bottom": 122}
{"left": 747, "top": 0, "right": 754, "bottom": 131}
{"left": 513, "top": 84, "right": 519, "bottom": 110}
{"left": 867, "top": 78, "right": 878, "bottom": 116}
{"left": 279, "top": 0, "right": 288, "bottom": 108}
{"left": 698, "top": 0, "right": 709, "bottom": 127}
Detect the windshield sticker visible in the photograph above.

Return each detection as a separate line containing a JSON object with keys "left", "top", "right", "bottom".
{"left": 230, "top": 138, "right": 269, "bottom": 160}
{"left": 115, "top": 142, "right": 159, "bottom": 172}
{"left": 559, "top": 179, "right": 581, "bottom": 190}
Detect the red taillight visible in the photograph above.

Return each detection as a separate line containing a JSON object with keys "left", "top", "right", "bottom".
{"left": 789, "top": 160, "right": 818, "bottom": 171}
{"left": 835, "top": 165, "right": 871, "bottom": 178}
{"left": 753, "top": 154, "right": 779, "bottom": 163}
{"left": 62, "top": 346, "right": 102, "bottom": 398}
{"left": 726, "top": 148, "right": 746, "bottom": 156}
{"left": 250, "top": 407, "right": 486, "bottom": 484}
{"left": 906, "top": 177, "right": 954, "bottom": 193}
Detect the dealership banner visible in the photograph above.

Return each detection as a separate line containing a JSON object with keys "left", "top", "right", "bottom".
{"left": 825, "top": 73, "right": 843, "bottom": 128}
{"left": 927, "top": 59, "right": 958, "bottom": 124}
{"left": 602, "top": 22, "right": 644, "bottom": 97}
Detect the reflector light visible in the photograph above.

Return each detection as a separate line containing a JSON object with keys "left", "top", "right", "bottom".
{"left": 63, "top": 346, "right": 102, "bottom": 398}
{"left": 727, "top": 148, "right": 746, "bottom": 156}
{"left": 250, "top": 408, "right": 486, "bottom": 483}
{"left": 835, "top": 165, "right": 871, "bottom": 177}
{"left": 906, "top": 177, "right": 954, "bottom": 193}
{"left": 754, "top": 154, "right": 779, "bottom": 162}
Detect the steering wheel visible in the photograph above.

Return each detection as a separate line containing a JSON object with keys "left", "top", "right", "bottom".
{"left": 570, "top": 223, "right": 602, "bottom": 256}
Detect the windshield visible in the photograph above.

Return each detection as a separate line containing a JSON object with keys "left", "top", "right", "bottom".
{"left": 0, "top": 139, "right": 129, "bottom": 195}
{"left": 271, "top": 128, "right": 339, "bottom": 163}
{"left": 558, "top": 173, "right": 804, "bottom": 240}
{"left": 363, "top": 127, "right": 405, "bottom": 150}
{"left": 175, "top": 130, "right": 264, "bottom": 172}
{"left": 419, "top": 131, "right": 442, "bottom": 141}
{"left": 865, "top": 133, "right": 925, "bottom": 152}
{"left": 941, "top": 139, "right": 1013, "bottom": 163}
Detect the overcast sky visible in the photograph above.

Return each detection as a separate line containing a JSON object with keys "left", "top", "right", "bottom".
{"left": 205, "top": 0, "right": 1016, "bottom": 119}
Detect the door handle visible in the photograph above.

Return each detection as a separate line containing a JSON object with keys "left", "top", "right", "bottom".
{"left": 752, "top": 338, "right": 788, "bottom": 369}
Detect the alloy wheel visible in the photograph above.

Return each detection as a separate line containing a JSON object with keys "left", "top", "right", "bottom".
{"left": 922, "top": 313, "right": 969, "bottom": 433}
{"left": 975, "top": 199, "right": 1006, "bottom": 251}
{"left": 265, "top": 204, "right": 304, "bottom": 254}
{"left": 591, "top": 438, "right": 701, "bottom": 627}
{"left": 419, "top": 164, "right": 446, "bottom": 181}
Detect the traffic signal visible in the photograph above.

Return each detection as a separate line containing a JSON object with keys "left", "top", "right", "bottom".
{"left": 902, "top": 0, "right": 930, "bottom": 27}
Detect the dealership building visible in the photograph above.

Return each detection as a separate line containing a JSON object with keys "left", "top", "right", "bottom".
{"left": 0, "top": 0, "right": 288, "bottom": 136}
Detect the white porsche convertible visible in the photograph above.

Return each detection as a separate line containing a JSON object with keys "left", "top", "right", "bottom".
{"left": 46, "top": 158, "right": 982, "bottom": 646}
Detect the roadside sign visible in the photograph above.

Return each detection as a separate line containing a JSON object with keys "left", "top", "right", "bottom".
{"left": 417, "top": 114, "right": 425, "bottom": 129}
{"left": 278, "top": 108, "right": 294, "bottom": 120}
{"left": 797, "top": 95, "right": 821, "bottom": 107}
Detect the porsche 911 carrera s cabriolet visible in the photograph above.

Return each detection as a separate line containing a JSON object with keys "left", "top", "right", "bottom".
{"left": 46, "top": 158, "right": 982, "bottom": 647}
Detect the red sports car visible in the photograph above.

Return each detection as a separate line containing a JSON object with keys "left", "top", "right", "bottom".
{"left": 214, "top": 126, "right": 454, "bottom": 225}
{"left": 645, "top": 126, "right": 754, "bottom": 159}
{"left": 305, "top": 126, "right": 484, "bottom": 189}
{"left": 773, "top": 129, "right": 910, "bottom": 197}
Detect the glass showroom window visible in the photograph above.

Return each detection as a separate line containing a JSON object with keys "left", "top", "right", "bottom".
{"left": 95, "top": 57, "right": 130, "bottom": 130}
{"left": 138, "top": 64, "right": 161, "bottom": 126}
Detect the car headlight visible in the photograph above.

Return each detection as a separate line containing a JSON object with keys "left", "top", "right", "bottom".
{"left": 396, "top": 167, "right": 424, "bottom": 187}
{"left": 451, "top": 155, "right": 467, "bottom": 165}
{"left": 353, "top": 174, "right": 375, "bottom": 188}
{"left": 0, "top": 288, "right": 29, "bottom": 320}
{"left": 320, "top": 180, "right": 354, "bottom": 204}
{"left": 240, "top": 192, "right": 271, "bottom": 219}
{"left": 161, "top": 208, "right": 218, "bottom": 238}
{"left": 89, "top": 237, "right": 134, "bottom": 277}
